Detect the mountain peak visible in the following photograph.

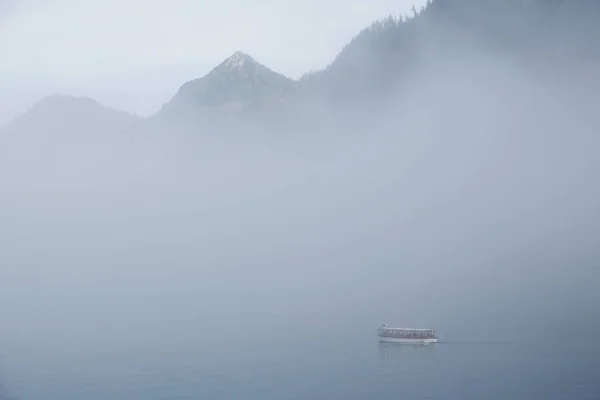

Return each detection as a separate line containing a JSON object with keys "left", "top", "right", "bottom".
{"left": 2, "top": 94, "right": 138, "bottom": 139}
{"left": 160, "top": 51, "right": 296, "bottom": 115}
{"left": 221, "top": 51, "right": 256, "bottom": 70}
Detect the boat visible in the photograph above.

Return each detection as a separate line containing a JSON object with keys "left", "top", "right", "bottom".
{"left": 377, "top": 324, "right": 438, "bottom": 344}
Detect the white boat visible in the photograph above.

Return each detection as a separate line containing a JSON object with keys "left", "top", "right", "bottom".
{"left": 377, "top": 324, "right": 438, "bottom": 344}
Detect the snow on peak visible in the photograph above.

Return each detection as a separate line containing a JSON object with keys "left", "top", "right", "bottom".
{"left": 223, "top": 51, "right": 255, "bottom": 69}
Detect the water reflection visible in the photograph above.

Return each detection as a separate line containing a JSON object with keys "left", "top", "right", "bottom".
{"left": 378, "top": 341, "right": 437, "bottom": 363}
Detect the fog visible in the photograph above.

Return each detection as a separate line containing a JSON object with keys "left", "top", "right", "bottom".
{"left": 2, "top": 60, "right": 599, "bottom": 339}
{"left": 1, "top": 7, "right": 600, "bottom": 399}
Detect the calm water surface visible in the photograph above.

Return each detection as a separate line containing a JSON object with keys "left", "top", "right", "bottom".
{"left": 1, "top": 241, "right": 599, "bottom": 400}
{"left": 2, "top": 322, "right": 599, "bottom": 399}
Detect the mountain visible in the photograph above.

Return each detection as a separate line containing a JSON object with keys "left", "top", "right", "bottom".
{"left": 0, "top": 95, "right": 142, "bottom": 174}
{"left": 4, "top": 0, "right": 600, "bottom": 133}
{"left": 2, "top": 95, "right": 139, "bottom": 140}
{"left": 303, "top": 0, "right": 600, "bottom": 101}
{"left": 158, "top": 51, "right": 296, "bottom": 119}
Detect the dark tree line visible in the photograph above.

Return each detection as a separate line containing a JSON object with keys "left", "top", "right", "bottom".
{"left": 302, "top": 0, "right": 600, "bottom": 102}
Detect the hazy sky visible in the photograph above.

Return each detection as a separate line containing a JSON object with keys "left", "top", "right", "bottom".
{"left": 0, "top": 0, "right": 426, "bottom": 122}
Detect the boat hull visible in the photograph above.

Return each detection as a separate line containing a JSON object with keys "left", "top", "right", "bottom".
{"left": 378, "top": 337, "right": 438, "bottom": 344}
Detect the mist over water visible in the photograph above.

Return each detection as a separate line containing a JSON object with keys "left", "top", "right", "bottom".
{"left": 1, "top": 30, "right": 600, "bottom": 400}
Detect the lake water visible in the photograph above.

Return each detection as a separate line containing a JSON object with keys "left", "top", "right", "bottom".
{"left": 1, "top": 333, "right": 599, "bottom": 399}
{"left": 1, "top": 258, "right": 599, "bottom": 400}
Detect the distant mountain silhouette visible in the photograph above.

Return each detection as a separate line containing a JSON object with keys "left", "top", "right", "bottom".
{"left": 2, "top": 0, "right": 599, "bottom": 134}
{"left": 3, "top": 95, "right": 139, "bottom": 141}
{"left": 303, "top": 0, "right": 600, "bottom": 101}
{"left": 158, "top": 51, "right": 296, "bottom": 120}
{"left": 0, "top": 95, "right": 142, "bottom": 173}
